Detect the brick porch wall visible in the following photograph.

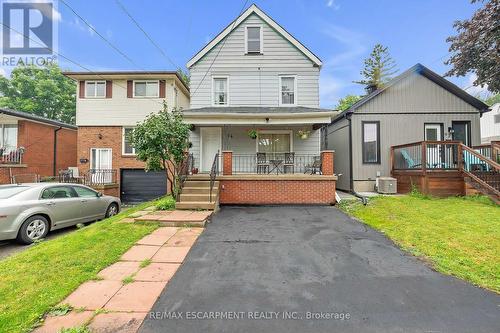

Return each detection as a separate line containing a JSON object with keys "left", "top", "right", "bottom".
{"left": 219, "top": 179, "right": 336, "bottom": 205}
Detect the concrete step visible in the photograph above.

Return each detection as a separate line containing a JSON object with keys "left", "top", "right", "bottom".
{"left": 180, "top": 193, "right": 218, "bottom": 202}
{"left": 176, "top": 201, "right": 217, "bottom": 210}
{"left": 187, "top": 174, "right": 212, "bottom": 180}
{"left": 183, "top": 180, "right": 219, "bottom": 188}
{"left": 182, "top": 187, "right": 219, "bottom": 194}
{"left": 158, "top": 221, "right": 206, "bottom": 227}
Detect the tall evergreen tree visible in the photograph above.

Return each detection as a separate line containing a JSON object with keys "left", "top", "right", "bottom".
{"left": 354, "top": 44, "right": 398, "bottom": 90}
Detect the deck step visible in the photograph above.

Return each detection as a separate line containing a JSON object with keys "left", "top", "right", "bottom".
{"left": 180, "top": 193, "right": 217, "bottom": 202}
{"left": 176, "top": 201, "right": 217, "bottom": 210}
{"left": 181, "top": 187, "right": 219, "bottom": 194}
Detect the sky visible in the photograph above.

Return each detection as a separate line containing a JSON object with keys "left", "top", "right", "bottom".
{"left": 3, "top": 0, "right": 492, "bottom": 108}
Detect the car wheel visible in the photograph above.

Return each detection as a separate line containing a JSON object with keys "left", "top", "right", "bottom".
{"left": 17, "top": 215, "right": 49, "bottom": 244}
{"left": 105, "top": 203, "right": 119, "bottom": 218}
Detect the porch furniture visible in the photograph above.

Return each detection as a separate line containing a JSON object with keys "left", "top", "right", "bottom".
{"left": 269, "top": 159, "right": 284, "bottom": 174}
{"left": 256, "top": 153, "right": 270, "bottom": 174}
{"left": 304, "top": 156, "right": 322, "bottom": 175}
{"left": 401, "top": 149, "right": 422, "bottom": 169}
{"left": 283, "top": 152, "right": 295, "bottom": 174}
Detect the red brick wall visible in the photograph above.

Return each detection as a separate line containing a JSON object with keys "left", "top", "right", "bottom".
{"left": 219, "top": 179, "right": 336, "bottom": 205}
{"left": 0, "top": 121, "right": 77, "bottom": 184}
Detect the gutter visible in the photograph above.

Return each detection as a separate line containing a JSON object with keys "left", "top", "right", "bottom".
{"left": 53, "top": 127, "right": 62, "bottom": 176}
{"left": 346, "top": 111, "right": 367, "bottom": 205}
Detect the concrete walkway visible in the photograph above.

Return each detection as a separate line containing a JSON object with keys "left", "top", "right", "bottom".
{"left": 140, "top": 206, "right": 500, "bottom": 333}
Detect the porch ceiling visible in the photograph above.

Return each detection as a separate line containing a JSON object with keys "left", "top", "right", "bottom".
{"left": 183, "top": 111, "right": 336, "bottom": 125}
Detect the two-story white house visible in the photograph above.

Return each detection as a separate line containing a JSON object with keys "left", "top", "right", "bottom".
{"left": 64, "top": 71, "right": 190, "bottom": 203}
{"left": 178, "top": 4, "right": 338, "bottom": 208}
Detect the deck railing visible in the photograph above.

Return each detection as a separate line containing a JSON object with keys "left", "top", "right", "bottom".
{"left": 232, "top": 153, "right": 321, "bottom": 174}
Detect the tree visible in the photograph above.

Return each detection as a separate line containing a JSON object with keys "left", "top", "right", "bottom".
{"left": 354, "top": 44, "right": 398, "bottom": 90}
{"left": 445, "top": 0, "right": 499, "bottom": 93}
{"left": 131, "top": 103, "right": 191, "bottom": 199}
{"left": 484, "top": 93, "right": 500, "bottom": 106}
{"left": 0, "top": 64, "right": 76, "bottom": 124}
{"left": 335, "top": 94, "right": 362, "bottom": 111}
{"left": 177, "top": 69, "right": 190, "bottom": 88}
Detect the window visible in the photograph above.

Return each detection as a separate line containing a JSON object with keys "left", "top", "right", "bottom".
{"left": 134, "top": 81, "right": 159, "bottom": 97}
{"left": 424, "top": 123, "right": 443, "bottom": 141}
{"left": 257, "top": 131, "right": 292, "bottom": 159}
{"left": 0, "top": 124, "right": 18, "bottom": 153}
{"left": 494, "top": 114, "right": 500, "bottom": 124}
{"left": 213, "top": 77, "right": 228, "bottom": 105}
{"left": 85, "top": 81, "right": 106, "bottom": 98}
{"left": 279, "top": 76, "right": 296, "bottom": 106}
{"left": 72, "top": 186, "right": 98, "bottom": 198}
{"left": 41, "top": 186, "right": 77, "bottom": 199}
{"left": 246, "top": 26, "right": 262, "bottom": 54}
{"left": 362, "top": 121, "right": 380, "bottom": 164}
{"left": 122, "top": 127, "right": 135, "bottom": 155}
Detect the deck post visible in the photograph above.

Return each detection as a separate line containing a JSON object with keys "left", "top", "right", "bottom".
{"left": 421, "top": 142, "right": 427, "bottom": 173}
{"left": 222, "top": 151, "right": 233, "bottom": 176}
{"left": 321, "top": 150, "right": 335, "bottom": 175}
{"left": 457, "top": 143, "right": 463, "bottom": 172}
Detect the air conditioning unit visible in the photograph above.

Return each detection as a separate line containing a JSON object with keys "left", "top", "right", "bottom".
{"left": 377, "top": 177, "right": 397, "bottom": 194}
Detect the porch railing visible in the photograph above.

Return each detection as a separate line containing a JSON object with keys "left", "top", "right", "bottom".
{"left": 209, "top": 151, "right": 219, "bottom": 202}
{"left": 178, "top": 153, "right": 194, "bottom": 195}
{"left": 232, "top": 153, "right": 321, "bottom": 174}
{"left": 1, "top": 147, "right": 24, "bottom": 164}
{"left": 59, "top": 169, "right": 117, "bottom": 186}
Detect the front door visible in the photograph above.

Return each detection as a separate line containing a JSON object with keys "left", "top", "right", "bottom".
{"left": 452, "top": 121, "right": 471, "bottom": 146}
{"left": 425, "top": 124, "right": 443, "bottom": 167}
{"left": 90, "top": 148, "right": 112, "bottom": 183}
{"left": 200, "top": 127, "right": 221, "bottom": 172}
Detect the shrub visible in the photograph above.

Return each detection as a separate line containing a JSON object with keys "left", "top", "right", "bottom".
{"left": 156, "top": 196, "right": 176, "bottom": 210}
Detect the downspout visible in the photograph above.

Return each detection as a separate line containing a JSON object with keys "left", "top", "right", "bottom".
{"left": 346, "top": 111, "right": 367, "bottom": 205}
{"left": 53, "top": 127, "right": 62, "bottom": 176}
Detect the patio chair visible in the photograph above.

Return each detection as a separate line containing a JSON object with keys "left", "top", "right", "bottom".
{"left": 400, "top": 149, "right": 422, "bottom": 169}
{"left": 256, "top": 152, "right": 270, "bottom": 174}
{"left": 283, "top": 152, "right": 295, "bottom": 174}
{"left": 304, "top": 156, "right": 322, "bottom": 175}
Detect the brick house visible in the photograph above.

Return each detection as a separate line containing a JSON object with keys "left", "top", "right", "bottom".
{"left": 63, "top": 72, "right": 190, "bottom": 203}
{"left": 0, "top": 108, "right": 77, "bottom": 184}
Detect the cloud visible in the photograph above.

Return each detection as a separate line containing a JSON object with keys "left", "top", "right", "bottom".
{"left": 68, "top": 17, "right": 95, "bottom": 37}
{"left": 326, "top": 0, "right": 340, "bottom": 10}
{"left": 464, "top": 73, "right": 490, "bottom": 98}
{"left": 31, "top": 0, "right": 62, "bottom": 22}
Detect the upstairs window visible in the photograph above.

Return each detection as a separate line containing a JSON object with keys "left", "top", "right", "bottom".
{"left": 279, "top": 76, "right": 296, "bottom": 106}
{"left": 362, "top": 121, "right": 380, "bottom": 164}
{"left": 213, "top": 77, "right": 228, "bottom": 106}
{"left": 122, "top": 127, "right": 135, "bottom": 155}
{"left": 85, "top": 81, "right": 106, "bottom": 98}
{"left": 134, "top": 81, "right": 159, "bottom": 98}
{"left": 246, "top": 26, "right": 262, "bottom": 54}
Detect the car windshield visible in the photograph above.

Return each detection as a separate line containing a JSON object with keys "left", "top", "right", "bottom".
{"left": 0, "top": 186, "right": 30, "bottom": 199}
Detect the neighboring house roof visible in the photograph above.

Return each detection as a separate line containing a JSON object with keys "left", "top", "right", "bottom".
{"left": 186, "top": 3, "right": 322, "bottom": 68}
{"left": 331, "top": 63, "right": 490, "bottom": 123}
{"left": 0, "top": 108, "right": 77, "bottom": 130}
{"left": 183, "top": 106, "right": 334, "bottom": 114}
{"left": 63, "top": 71, "right": 190, "bottom": 92}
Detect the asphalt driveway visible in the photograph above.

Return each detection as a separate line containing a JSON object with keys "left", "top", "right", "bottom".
{"left": 140, "top": 206, "right": 499, "bottom": 333}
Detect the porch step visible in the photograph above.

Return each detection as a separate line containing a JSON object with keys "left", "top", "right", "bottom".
{"left": 176, "top": 201, "right": 217, "bottom": 210}
{"left": 183, "top": 180, "right": 218, "bottom": 188}
{"left": 464, "top": 176, "right": 500, "bottom": 204}
{"left": 181, "top": 187, "right": 219, "bottom": 194}
{"left": 187, "top": 174, "right": 212, "bottom": 181}
{"left": 179, "top": 193, "right": 218, "bottom": 202}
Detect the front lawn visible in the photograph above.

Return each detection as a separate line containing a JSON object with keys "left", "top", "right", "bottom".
{"left": 339, "top": 195, "right": 500, "bottom": 293}
{"left": 0, "top": 202, "right": 159, "bottom": 333}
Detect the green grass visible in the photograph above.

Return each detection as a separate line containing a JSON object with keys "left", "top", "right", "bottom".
{"left": 0, "top": 202, "right": 159, "bottom": 333}
{"left": 339, "top": 195, "right": 500, "bottom": 293}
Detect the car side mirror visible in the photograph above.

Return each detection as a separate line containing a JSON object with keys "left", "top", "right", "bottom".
{"left": 96, "top": 192, "right": 103, "bottom": 197}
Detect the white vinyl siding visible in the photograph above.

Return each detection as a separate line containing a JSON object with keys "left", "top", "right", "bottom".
{"left": 85, "top": 81, "right": 106, "bottom": 98}
{"left": 189, "top": 13, "right": 319, "bottom": 108}
{"left": 134, "top": 81, "right": 159, "bottom": 98}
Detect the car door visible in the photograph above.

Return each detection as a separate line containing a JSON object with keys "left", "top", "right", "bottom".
{"left": 72, "top": 185, "right": 107, "bottom": 220}
{"left": 39, "top": 186, "right": 84, "bottom": 228}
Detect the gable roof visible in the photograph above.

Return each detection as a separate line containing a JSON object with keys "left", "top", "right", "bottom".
{"left": 186, "top": 3, "right": 322, "bottom": 68}
{"left": 0, "top": 108, "right": 77, "bottom": 130}
{"left": 331, "top": 63, "right": 490, "bottom": 123}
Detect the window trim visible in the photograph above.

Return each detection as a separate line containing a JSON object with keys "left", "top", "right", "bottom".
{"left": 245, "top": 25, "right": 263, "bottom": 54}
{"left": 90, "top": 148, "right": 113, "bottom": 170}
{"left": 132, "top": 80, "right": 160, "bottom": 98}
{"left": 0, "top": 123, "right": 18, "bottom": 152}
{"left": 85, "top": 80, "right": 107, "bottom": 98}
{"left": 361, "top": 121, "right": 381, "bottom": 164}
{"left": 256, "top": 129, "right": 294, "bottom": 153}
{"left": 279, "top": 75, "right": 297, "bottom": 106}
{"left": 122, "top": 127, "right": 136, "bottom": 156}
{"left": 211, "top": 76, "right": 229, "bottom": 106}
{"left": 424, "top": 123, "right": 444, "bottom": 141}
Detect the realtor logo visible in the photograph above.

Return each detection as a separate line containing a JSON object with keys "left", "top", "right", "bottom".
{"left": 1, "top": 0, "right": 57, "bottom": 68}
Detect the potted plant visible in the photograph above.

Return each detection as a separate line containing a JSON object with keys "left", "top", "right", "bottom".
{"left": 247, "top": 129, "right": 258, "bottom": 139}
{"left": 192, "top": 167, "right": 199, "bottom": 174}
{"left": 297, "top": 130, "right": 310, "bottom": 140}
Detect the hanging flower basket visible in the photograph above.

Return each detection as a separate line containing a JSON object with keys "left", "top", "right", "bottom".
{"left": 247, "top": 129, "right": 258, "bottom": 139}
{"left": 297, "top": 130, "right": 310, "bottom": 140}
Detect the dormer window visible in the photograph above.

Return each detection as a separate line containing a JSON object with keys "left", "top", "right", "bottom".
{"left": 245, "top": 26, "right": 262, "bottom": 54}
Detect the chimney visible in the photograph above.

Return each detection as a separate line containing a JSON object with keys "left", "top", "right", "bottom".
{"left": 365, "top": 83, "right": 377, "bottom": 94}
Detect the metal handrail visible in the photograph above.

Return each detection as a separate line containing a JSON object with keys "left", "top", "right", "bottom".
{"left": 209, "top": 151, "right": 219, "bottom": 203}
{"left": 178, "top": 153, "right": 194, "bottom": 196}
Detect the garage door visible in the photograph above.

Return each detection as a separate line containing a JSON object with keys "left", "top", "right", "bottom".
{"left": 121, "top": 169, "right": 167, "bottom": 203}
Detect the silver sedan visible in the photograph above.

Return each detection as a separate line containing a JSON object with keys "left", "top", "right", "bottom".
{"left": 0, "top": 183, "right": 121, "bottom": 244}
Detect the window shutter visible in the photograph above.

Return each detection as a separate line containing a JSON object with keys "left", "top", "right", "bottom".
{"left": 105, "top": 80, "right": 112, "bottom": 98}
{"left": 79, "top": 81, "right": 85, "bottom": 98}
{"left": 159, "top": 80, "right": 166, "bottom": 98}
{"left": 127, "top": 80, "right": 133, "bottom": 98}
